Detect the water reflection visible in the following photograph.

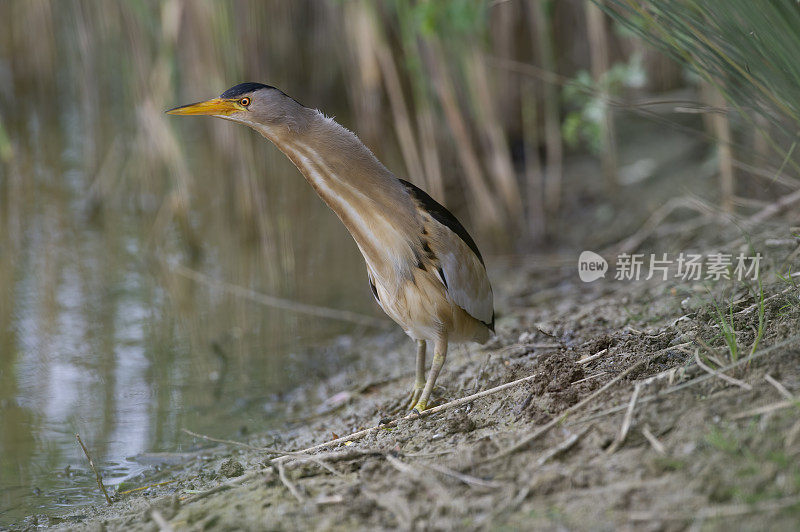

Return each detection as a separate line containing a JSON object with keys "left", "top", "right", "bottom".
{"left": 0, "top": 41, "right": 381, "bottom": 532}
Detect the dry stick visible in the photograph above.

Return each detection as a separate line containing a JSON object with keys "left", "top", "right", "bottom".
{"left": 181, "top": 428, "right": 288, "bottom": 454}
{"left": 280, "top": 374, "right": 539, "bottom": 458}
{"left": 693, "top": 348, "right": 752, "bottom": 391}
{"left": 736, "top": 286, "right": 794, "bottom": 316}
{"left": 482, "top": 354, "right": 654, "bottom": 464}
{"left": 278, "top": 447, "right": 387, "bottom": 480}
{"left": 731, "top": 158, "right": 800, "bottom": 189}
{"left": 118, "top": 477, "right": 192, "bottom": 496}
{"left": 342, "top": 0, "right": 381, "bottom": 140}
{"left": 280, "top": 453, "right": 343, "bottom": 478}
{"left": 547, "top": 476, "right": 673, "bottom": 501}
{"left": 611, "top": 196, "right": 712, "bottom": 255}
{"left": 469, "top": 49, "right": 524, "bottom": 222}
{"left": 607, "top": 382, "right": 642, "bottom": 454}
{"left": 785, "top": 420, "right": 800, "bottom": 450}
{"left": 570, "top": 334, "right": 800, "bottom": 426}
{"left": 495, "top": 342, "right": 561, "bottom": 357}
{"left": 585, "top": 0, "right": 618, "bottom": 189}
{"left": 744, "top": 186, "right": 800, "bottom": 228}
{"left": 182, "top": 470, "right": 263, "bottom": 504}
{"left": 272, "top": 372, "right": 541, "bottom": 462}
{"left": 636, "top": 361, "right": 686, "bottom": 387}
{"left": 641, "top": 425, "right": 667, "bottom": 455}
{"left": 314, "top": 494, "right": 344, "bottom": 506}
{"left": 529, "top": 0, "right": 563, "bottom": 216}
{"left": 75, "top": 433, "right": 112, "bottom": 506}
{"left": 730, "top": 400, "right": 797, "bottom": 420}
{"left": 404, "top": 448, "right": 454, "bottom": 458}
{"left": 423, "top": 38, "right": 504, "bottom": 227}
{"left": 536, "top": 426, "right": 591, "bottom": 466}
{"left": 367, "top": 6, "right": 425, "bottom": 182}
{"left": 521, "top": 76, "right": 546, "bottom": 240}
{"left": 285, "top": 447, "right": 386, "bottom": 464}
{"left": 578, "top": 348, "right": 608, "bottom": 364}
{"left": 170, "top": 264, "right": 387, "bottom": 329}
{"left": 277, "top": 462, "right": 305, "bottom": 503}
{"left": 710, "top": 86, "right": 735, "bottom": 212}
{"left": 384, "top": 454, "right": 448, "bottom": 495}
{"left": 362, "top": 489, "right": 413, "bottom": 529}
{"left": 182, "top": 428, "right": 345, "bottom": 476}
{"left": 149, "top": 509, "right": 173, "bottom": 532}
{"left": 765, "top": 374, "right": 795, "bottom": 400}
{"left": 422, "top": 461, "right": 504, "bottom": 489}
{"left": 628, "top": 495, "right": 800, "bottom": 522}
{"left": 416, "top": 103, "right": 445, "bottom": 201}
{"left": 572, "top": 372, "right": 607, "bottom": 385}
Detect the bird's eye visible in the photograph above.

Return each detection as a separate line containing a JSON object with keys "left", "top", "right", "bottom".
{"left": 239, "top": 97, "right": 250, "bottom": 107}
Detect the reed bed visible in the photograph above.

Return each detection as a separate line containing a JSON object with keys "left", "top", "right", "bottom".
{"left": 4, "top": 1, "right": 797, "bottom": 250}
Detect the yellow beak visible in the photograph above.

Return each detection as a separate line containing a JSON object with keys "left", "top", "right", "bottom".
{"left": 165, "top": 98, "right": 240, "bottom": 116}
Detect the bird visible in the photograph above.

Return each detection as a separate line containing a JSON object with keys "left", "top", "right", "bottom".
{"left": 167, "top": 82, "right": 494, "bottom": 412}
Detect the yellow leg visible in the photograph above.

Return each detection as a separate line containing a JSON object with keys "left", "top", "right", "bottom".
{"left": 412, "top": 336, "right": 447, "bottom": 413}
{"left": 405, "top": 340, "right": 426, "bottom": 410}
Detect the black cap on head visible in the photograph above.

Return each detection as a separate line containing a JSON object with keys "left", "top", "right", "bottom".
{"left": 220, "top": 82, "right": 275, "bottom": 99}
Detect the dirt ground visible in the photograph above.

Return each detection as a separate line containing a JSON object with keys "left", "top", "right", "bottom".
{"left": 19, "top": 217, "right": 798, "bottom": 530}
{"left": 14, "top": 130, "right": 800, "bottom": 530}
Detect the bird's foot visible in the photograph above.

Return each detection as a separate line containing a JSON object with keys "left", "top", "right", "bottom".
{"left": 404, "top": 386, "right": 424, "bottom": 411}
{"left": 411, "top": 399, "right": 428, "bottom": 414}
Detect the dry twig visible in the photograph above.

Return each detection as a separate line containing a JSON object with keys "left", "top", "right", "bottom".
{"left": 572, "top": 372, "right": 607, "bottom": 384}
{"left": 786, "top": 420, "right": 800, "bottom": 449}
{"left": 149, "top": 509, "right": 173, "bottom": 532}
{"left": 277, "top": 462, "right": 306, "bottom": 503}
{"left": 570, "top": 334, "right": 800, "bottom": 426}
{"left": 182, "top": 428, "right": 288, "bottom": 454}
{"left": 730, "top": 400, "right": 797, "bottom": 419}
{"left": 362, "top": 489, "right": 414, "bottom": 529}
{"left": 578, "top": 348, "right": 608, "bottom": 365}
{"left": 536, "top": 426, "right": 591, "bottom": 466}
{"left": 118, "top": 477, "right": 192, "bottom": 496}
{"left": 272, "top": 372, "right": 541, "bottom": 460}
{"left": 421, "top": 461, "right": 503, "bottom": 489}
{"left": 481, "top": 354, "right": 654, "bottom": 464}
{"left": 385, "top": 454, "right": 447, "bottom": 493}
{"left": 641, "top": 425, "right": 667, "bottom": 455}
{"left": 182, "top": 470, "right": 264, "bottom": 504}
{"left": 765, "top": 374, "right": 795, "bottom": 400}
{"left": 693, "top": 348, "right": 752, "bottom": 390}
{"left": 611, "top": 196, "right": 712, "bottom": 254}
{"left": 744, "top": 187, "right": 800, "bottom": 228}
{"left": 75, "top": 433, "right": 112, "bottom": 505}
{"left": 736, "top": 286, "right": 794, "bottom": 316}
{"left": 607, "top": 383, "right": 642, "bottom": 454}
{"left": 629, "top": 495, "right": 800, "bottom": 521}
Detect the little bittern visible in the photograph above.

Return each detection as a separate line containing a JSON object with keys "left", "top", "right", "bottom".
{"left": 168, "top": 83, "right": 494, "bottom": 412}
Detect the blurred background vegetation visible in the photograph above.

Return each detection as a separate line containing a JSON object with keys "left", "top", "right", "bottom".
{"left": 1, "top": 0, "right": 799, "bottom": 524}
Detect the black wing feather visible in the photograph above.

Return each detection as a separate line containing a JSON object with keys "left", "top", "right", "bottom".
{"left": 398, "top": 179, "right": 485, "bottom": 266}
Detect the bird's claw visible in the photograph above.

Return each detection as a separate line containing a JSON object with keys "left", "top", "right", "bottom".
{"left": 405, "top": 386, "right": 423, "bottom": 411}
{"left": 411, "top": 399, "right": 427, "bottom": 413}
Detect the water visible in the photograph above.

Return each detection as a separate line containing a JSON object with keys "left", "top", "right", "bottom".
{"left": 0, "top": 51, "right": 382, "bottom": 531}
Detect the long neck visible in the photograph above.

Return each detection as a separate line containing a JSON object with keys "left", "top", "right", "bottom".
{"left": 255, "top": 110, "right": 419, "bottom": 279}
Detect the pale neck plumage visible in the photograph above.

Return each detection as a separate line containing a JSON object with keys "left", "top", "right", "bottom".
{"left": 253, "top": 110, "right": 419, "bottom": 279}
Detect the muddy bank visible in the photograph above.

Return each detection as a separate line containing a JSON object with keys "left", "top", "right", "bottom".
{"left": 13, "top": 211, "right": 798, "bottom": 531}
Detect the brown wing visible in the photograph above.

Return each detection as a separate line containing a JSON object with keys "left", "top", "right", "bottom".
{"left": 399, "top": 180, "right": 494, "bottom": 329}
